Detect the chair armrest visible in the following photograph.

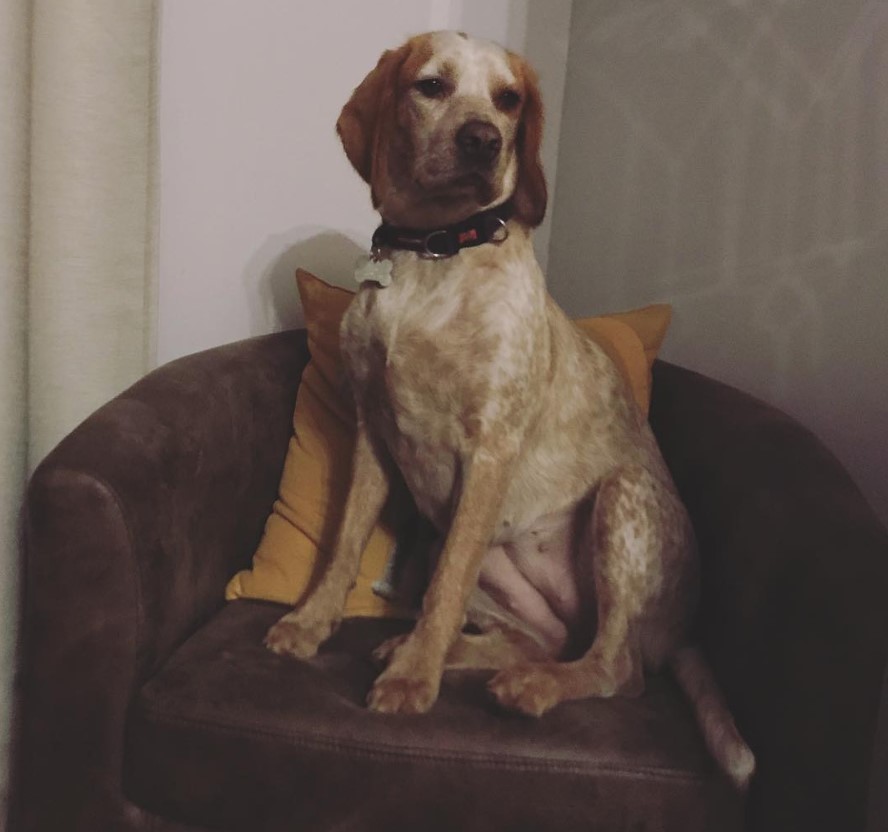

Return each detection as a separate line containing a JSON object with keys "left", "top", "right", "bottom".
{"left": 649, "top": 361, "right": 888, "bottom": 832}
{"left": 14, "top": 330, "right": 308, "bottom": 831}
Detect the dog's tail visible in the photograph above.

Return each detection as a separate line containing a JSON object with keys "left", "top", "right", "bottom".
{"left": 669, "top": 646, "right": 756, "bottom": 790}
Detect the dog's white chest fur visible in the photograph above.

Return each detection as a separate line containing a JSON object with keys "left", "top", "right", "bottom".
{"left": 341, "top": 229, "right": 546, "bottom": 529}
{"left": 340, "top": 226, "right": 642, "bottom": 540}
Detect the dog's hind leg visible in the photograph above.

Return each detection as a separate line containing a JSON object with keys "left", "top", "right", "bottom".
{"left": 265, "top": 420, "right": 394, "bottom": 659}
{"left": 375, "top": 621, "right": 549, "bottom": 672}
{"left": 488, "top": 465, "right": 689, "bottom": 716}
{"left": 445, "top": 626, "right": 551, "bottom": 670}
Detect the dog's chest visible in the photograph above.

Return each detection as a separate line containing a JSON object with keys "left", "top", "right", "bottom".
{"left": 341, "top": 253, "right": 540, "bottom": 523}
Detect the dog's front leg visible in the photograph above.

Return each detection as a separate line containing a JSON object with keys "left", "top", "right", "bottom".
{"left": 265, "top": 419, "right": 391, "bottom": 659}
{"left": 368, "top": 450, "right": 511, "bottom": 714}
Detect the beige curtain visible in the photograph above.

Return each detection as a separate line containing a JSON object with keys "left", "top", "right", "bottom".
{"left": 0, "top": 0, "right": 158, "bottom": 821}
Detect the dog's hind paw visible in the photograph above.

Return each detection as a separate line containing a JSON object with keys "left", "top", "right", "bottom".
{"left": 264, "top": 614, "right": 332, "bottom": 660}
{"left": 488, "top": 663, "right": 564, "bottom": 717}
{"left": 372, "top": 634, "right": 409, "bottom": 666}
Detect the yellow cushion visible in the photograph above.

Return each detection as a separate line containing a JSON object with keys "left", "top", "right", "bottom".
{"left": 226, "top": 269, "right": 671, "bottom": 615}
{"left": 225, "top": 271, "right": 406, "bottom": 617}
{"left": 574, "top": 302, "right": 672, "bottom": 417}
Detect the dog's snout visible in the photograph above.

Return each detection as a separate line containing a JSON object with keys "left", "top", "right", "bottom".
{"left": 456, "top": 120, "right": 502, "bottom": 167}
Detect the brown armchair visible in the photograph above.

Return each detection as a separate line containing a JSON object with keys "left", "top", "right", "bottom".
{"left": 11, "top": 330, "right": 888, "bottom": 831}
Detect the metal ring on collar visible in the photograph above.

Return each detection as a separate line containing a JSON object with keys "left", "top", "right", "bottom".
{"left": 421, "top": 229, "right": 455, "bottom": 259}
{"left": 489, "top": 216, "right": 510, "bottom": 244}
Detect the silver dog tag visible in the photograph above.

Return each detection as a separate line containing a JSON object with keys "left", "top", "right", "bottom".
{"left": 354, "top": 253, "right": 393, "bottom": 287}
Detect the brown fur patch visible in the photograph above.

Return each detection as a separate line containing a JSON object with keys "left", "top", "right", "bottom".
{"left": 506, "top": 52, "right": 547, "bottom": 227}
{"left": 336, "top": 34, "right": 435, "bottom": 207}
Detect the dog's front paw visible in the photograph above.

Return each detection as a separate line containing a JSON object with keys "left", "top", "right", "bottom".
{"left": 367, "top": 669, "right": 439, "bottom": 714}
{"left": 264, "top": 613, "right": 333, "bottom": 660}
{"left": 488, "top": 663, "right": 564, "bottom": 717}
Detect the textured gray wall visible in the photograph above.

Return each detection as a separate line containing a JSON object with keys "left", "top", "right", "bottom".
{"left": 548, "top": 0, "right": 888, "bottom": 524}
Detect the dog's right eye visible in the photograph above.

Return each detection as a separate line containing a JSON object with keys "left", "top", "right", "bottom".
{"left": 414, "top": 78, "right": 446, "bottom": 99}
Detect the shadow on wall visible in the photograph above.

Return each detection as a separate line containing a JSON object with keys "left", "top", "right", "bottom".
{"left": 244, "top": 229, "right": 365, "bottom": 333}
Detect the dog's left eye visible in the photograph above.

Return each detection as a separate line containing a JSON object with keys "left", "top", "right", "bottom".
{"left": 415, "top": 78, "right": 446, "bottom": 99}
{"left": 495, "top": 89, "right": 522, "bottom": 111}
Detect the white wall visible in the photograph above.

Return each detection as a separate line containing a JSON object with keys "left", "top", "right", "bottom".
{"left": 156, "top": 0, "right": 571, "bottom": 364}
{"left": 549, "top": 0, "right": 888, "bottom": 524}
{"left": 158, "top": 1, "right": 885, "bottom": 523}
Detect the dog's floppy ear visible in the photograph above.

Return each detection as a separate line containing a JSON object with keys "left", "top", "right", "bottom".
{"left": 510, "top": 55, "right": 547, "bottom": 228}
{"left": 337, "top": 45, "right": 409, "bottom": 204}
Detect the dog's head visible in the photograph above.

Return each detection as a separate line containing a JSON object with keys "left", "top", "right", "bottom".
{"left": 337, "top": 31, "right": 546, "bottom": 229}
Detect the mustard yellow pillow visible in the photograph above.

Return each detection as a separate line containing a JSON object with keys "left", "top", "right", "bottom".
{"left": 226, "top": 269, "right": 671, "bottom": 615}
{"left": 225, "top": 271, "right": 407, "bottom": 617}
{"left": 574, "top": 302, "right": 672, "bottom": 417}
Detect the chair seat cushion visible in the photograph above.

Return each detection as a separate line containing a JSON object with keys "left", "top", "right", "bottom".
{"left": 125, "top": 601, "right": 743, "bottom": 832}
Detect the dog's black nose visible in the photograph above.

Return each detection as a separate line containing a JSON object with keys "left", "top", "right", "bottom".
{"left": 456, "top": 120, "right": 502, "bottom": 167}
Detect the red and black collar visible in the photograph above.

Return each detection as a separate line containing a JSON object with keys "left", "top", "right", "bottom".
{"left": 371, "top": 199, "right": 514, "bottom": 259}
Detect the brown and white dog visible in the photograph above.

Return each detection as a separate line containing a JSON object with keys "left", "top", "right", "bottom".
{"left": 266, "top": 30, "right": 755, "bottom": 788}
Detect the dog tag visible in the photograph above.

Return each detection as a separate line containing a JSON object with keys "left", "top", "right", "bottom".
{"left": 354, "top": 253, "right": 393, "bottom": 287}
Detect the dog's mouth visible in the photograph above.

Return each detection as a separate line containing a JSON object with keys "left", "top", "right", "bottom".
{"left": 448, "top": 171, "right": 498, "bottom": 203}
{"left": 415, "top": 168, "right": 499, "bottom": 206}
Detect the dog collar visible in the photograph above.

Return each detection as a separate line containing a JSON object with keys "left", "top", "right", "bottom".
{"left": 371, "top": 199, "right": 514, "bottom": 260}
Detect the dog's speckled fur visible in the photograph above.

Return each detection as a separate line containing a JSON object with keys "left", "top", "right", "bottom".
{"left": 266, "top": 31, "right": 755, "bottom": 788}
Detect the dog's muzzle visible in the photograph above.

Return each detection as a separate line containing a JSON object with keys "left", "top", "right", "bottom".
{"left": 456, "top": 120, "right": 502, "bottom": 168}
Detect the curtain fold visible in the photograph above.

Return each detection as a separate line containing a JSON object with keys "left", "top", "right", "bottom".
{"left": 0, "top": 1, "right": 33, "bottom": 825}
{"left": 0, "top": 1, "right": 158, "bottom": 821}
{"left": 29, "top": 0, "right": 158, "bottom": 464}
